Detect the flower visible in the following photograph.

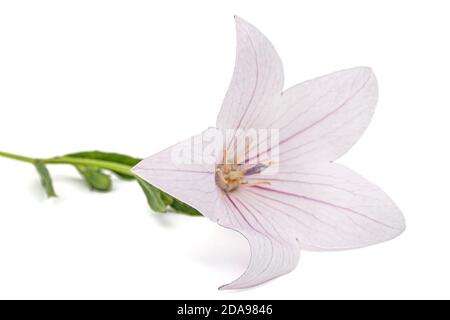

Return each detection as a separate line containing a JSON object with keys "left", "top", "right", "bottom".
{"left": 132, "top": 16, "right": 405, "bottom": 290}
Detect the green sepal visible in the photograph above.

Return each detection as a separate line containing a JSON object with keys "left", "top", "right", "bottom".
{"left": 137, "top": 178, "right": 167, "bottom": 213}
{"left": 170, "top": 198, "right": 203, "bottom": 216}
{"left": 160, "top": 192, "right": 174, "bottom": 206}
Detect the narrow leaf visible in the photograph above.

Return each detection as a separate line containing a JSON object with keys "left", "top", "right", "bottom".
{"left": 34, "top": 161, "right": 57, "bottom": 197}
{"left": 65, "top": 151, "right": 141, "bottom": 180}
{"left": 75, "top": 166, "right": 112, "bottom": 191}
{"left": 137, "top": 178, "right": 167, "bottom": 213}
{"left": 170, "top": 198, "right": 203, "bottom": 216}
{"left": 160, "top": 192, "right": 174, "bottom": 206}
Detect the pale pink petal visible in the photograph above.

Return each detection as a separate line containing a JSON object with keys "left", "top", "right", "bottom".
{"left": 250, "top": 67, "right": 378, "bottom": 165}
{"left": 216, "top": 16, "right": 284, "bottom": 130}
{"left": 130, "top": 16, "right": 404, "bottom": 291}
{"left": 216, "top": 162, "right": 404, "bottom": 288}
{"left": 244, "top": 163, "right": 405, "bottom": 250}
{"left": 217, "top": 192, "right": 300, "bottom": 290}
{"left": 132, "top": 128, "right": 219, "bottom": 220}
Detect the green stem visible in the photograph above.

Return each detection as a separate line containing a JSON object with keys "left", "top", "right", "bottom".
{"left": 0, "top": 150, "right": 202, "bottom": 216}
{"left": 0, "top": 151, "right": 36, "bottom": 164}
{"left": 45, "top": 157, "right": 134, "bottom": 176}
{"left": 0, "top": 151, "right": 134, "bottom": 177}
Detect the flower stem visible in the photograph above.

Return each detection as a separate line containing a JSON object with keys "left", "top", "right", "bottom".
{"left": 0, "top": 151, "right": 36, "bottom": 164}
{"left": 0, "top": 151, "right": 134, "bottom": 177}
{"left": 45, "top": 157, "right": 134, "bottom": 176}
{"left": 0, "top": 150, "right": 203, "bottom": 216}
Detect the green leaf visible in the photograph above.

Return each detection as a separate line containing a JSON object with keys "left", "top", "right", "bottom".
{"left": 75, "top": 166, "right": 112, "bottom": 191}
{"left": 137, "top": 178, "right": 167, "bottom": 213}
{"left": 170, "top": 198, "right": 203, "bottom": 216}
{"left": 34, "top": 161, "right": 57, "bottom": 197}
{"left": 63, "top": 150, "right": 202, "bottom": 217}
{"left": 65, "top": 151, "right": 142, "bottom": 180}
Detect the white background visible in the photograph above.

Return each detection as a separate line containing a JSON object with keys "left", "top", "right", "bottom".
{"left": 0, "top": 0, "right": 449, "bottom": 299}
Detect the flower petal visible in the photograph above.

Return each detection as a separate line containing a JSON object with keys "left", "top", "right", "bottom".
{"left": 132, "top": 128, "right": 219, "bottom": 220}
{"left": 218, "top": 192, "right": 300, "bottom": 290}
{"left": 216, "top": 16, "right": 284, "bottom": 130}
{"left": 251, "top": 67, "right": 378, "bottom": 165}
{"left": 244, "top": 163, "right": 405, "bottom": 250}
{"left": 217, "top": 158, "right": 406, "bottom": 289}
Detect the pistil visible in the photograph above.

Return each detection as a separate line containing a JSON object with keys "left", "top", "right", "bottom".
{"left": 215, "top": 147, "right": 271, "bottom": 192}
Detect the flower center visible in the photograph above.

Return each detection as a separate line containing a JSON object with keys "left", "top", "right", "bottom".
{"left": 215, "top": 148, "right": 271, "bottom": 193}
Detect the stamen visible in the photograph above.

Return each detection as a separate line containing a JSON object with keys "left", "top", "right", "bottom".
{"left": 215, "top": 168, "right": 227, "bottom": 186}
{"left": 216, "top": 149, "right": 272, "bottom": 192}
{"left": 240, "top": 181, "right": 272, "bottom": 187}
{"left": 244, "top": 140, "right": 250, "bottom": 164}
{"left": 222, "top": 146, "right": 228, "bottom": 173}
{"left": 232, "top": 148, "right": 238, "bottom": 170}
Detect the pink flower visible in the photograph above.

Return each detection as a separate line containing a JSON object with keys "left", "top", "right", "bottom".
{"left": 133, "top": 17, "right": 405, "bottom": 290}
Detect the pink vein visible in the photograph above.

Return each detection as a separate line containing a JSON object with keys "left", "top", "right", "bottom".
{"left": 247, "top": 73, "right": 372, "bottom": 163}
{"left": 224, "top": 194, "right": 275, "bottom": 284}
{"left": 254, "top": 185, "right": 399, "bottom": 230}
{"left": 226, "top": 25, "right": 260, "bottom": 150}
